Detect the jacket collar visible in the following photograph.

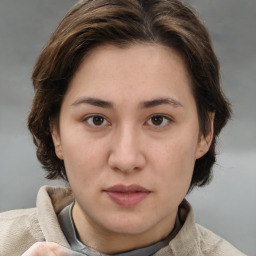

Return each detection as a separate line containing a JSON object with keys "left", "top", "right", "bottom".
{"left": 37, "top": 186, "right": 200, "bottom": 256}
{"left": 155, "top": 200, "right": 201, "bottom": 256}
{"left": 37, "top": 185, "right": 74, "bottom": 247}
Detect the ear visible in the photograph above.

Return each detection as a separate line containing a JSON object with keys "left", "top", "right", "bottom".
{"left": 51, "top": 126, "right": 64, "bottom": 160}
{"left": 195, "top": 112, "right": 215, "bottom": 159}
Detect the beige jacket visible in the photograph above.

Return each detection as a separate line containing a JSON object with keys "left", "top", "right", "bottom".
{"left": 0, "top": 186, "right": 246, "bottom": 256}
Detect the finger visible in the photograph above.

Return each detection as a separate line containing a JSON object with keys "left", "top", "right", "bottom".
{"left": 21, "top": 242, "right": 79, "bottom": 256}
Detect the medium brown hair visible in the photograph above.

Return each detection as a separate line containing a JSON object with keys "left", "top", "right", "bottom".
{"left": 28, "top": 0, "right": 231, "bottom": 190}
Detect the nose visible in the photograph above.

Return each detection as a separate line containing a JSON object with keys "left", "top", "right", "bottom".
{"left": 108, "top": 125, "right": 146, "bottom": 173}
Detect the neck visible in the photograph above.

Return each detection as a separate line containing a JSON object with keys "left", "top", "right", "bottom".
{"left": 72, "top": 202, "right": 177, "bottom": 254}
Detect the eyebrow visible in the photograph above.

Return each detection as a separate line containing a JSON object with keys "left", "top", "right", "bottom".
{"left": 141, "top": 97, "right": 183, "bottom": 108}
{"left": 72, "top": 97, "right": 113, "bottom": 108}
{"left": 71, "top": 97, "right": 183, "bottom": 109}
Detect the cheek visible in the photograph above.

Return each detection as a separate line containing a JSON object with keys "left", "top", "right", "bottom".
{"left": 61, "top": 135, "right": 109, "bottom": 181}
{"left": 150, "top": 135, "right": 197, "bottom": 188}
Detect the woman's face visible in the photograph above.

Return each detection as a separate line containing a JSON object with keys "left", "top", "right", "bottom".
{"left": 52, "top": 43, "right": 212, "bottom": 250}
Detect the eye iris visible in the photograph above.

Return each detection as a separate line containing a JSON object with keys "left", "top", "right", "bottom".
{"left": 93, "top": 116, "right": 104, "bottom": 126}
{"left": 151, "top": 116, "right": 163, "bottom": 126}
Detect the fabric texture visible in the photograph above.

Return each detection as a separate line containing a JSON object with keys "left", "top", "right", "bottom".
{"left": 58, "top": 202, "right": 181, "bottom": 256}
{"left": 0, "top": 186, "right": 246, "bottom": 256}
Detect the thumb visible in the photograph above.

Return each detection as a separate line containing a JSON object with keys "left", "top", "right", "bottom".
{"left": 22, "top": 242, "right": 86, "bottom": 256}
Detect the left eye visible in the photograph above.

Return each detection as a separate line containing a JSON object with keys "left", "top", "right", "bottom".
{"left": 147, "top": 115, "right": 171, "bottom": 127}
{"left": 84, "top": 115, "right": 110, "bottom": 127}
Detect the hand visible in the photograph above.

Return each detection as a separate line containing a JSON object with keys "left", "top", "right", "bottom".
{"left": 22, "top": 242, "right": 85, "bottom": 256}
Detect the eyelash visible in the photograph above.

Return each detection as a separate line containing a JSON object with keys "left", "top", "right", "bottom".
{"left": 83, "top": 115, "right": 110, "bottom": 128}
{"left": 83, "top": 114, "right": 173, "bottom": 128}
{"left": 146, "top": 114, "right": 173, "bottom": 128}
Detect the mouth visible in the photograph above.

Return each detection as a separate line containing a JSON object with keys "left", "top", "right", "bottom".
{"left": 104, "top": 184, "right": 151, "bottom": 207}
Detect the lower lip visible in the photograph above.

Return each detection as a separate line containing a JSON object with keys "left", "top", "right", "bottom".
{"left": 105, "top": 191, "right": 150, "bottom": 207}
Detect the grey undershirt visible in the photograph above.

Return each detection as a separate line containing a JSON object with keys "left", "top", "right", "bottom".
{"left": 58, "top": 202, "right": 181, "bottom": 256}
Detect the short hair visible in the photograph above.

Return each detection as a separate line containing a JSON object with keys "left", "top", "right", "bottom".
{"left": 28, "top": 0, "right": 231, "bottom": 191}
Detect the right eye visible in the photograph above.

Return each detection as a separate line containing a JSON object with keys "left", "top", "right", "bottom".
{"left": 83, "top": 115, "right": 110, "bottom": 127}
{"left": 145, "top": 114, "right": 173, "bottom": 128}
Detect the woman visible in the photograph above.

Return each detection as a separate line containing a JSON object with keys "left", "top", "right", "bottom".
{"left": 0, "top": 0, "right": 246, "bottom": 255}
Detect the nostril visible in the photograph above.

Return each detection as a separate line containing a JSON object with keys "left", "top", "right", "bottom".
{"left": 107, "top": 133, "right": 146, "bottom": 172}
{"left": 108, "top": 153, "right": 146, "bottom": 173}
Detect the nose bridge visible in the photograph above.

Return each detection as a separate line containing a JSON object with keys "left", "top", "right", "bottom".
{"left": 118, "top": 123, "right": 137, "bottom": 151}
{"left": 108, "top": 123, "right": 145, "bottom": 172}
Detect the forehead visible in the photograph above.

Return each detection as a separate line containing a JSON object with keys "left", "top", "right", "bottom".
{"left": 65, "top": 43, "right": 194, "bottom": 107}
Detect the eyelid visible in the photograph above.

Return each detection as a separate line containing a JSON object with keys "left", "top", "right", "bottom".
{"left": 83, "top": 114, "right": 111, "bottom": 128}
{"left": 82, "top": 113, "right": 173, "bottom": 129}
{"left": 145, "top": 114, "right": 174, "bottom": 127}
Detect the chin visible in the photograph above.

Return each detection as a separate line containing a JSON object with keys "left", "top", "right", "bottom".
{"left": 102, "top": 214, "right": 156, "bottom": 235}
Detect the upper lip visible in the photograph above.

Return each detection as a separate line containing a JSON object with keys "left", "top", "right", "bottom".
{"left": 104, "top": 184, "right": 150, "bottom": 193}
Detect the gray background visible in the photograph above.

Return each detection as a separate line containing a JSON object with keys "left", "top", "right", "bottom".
{"left": 0, "top": 0, "right": 255, "bottom": 255}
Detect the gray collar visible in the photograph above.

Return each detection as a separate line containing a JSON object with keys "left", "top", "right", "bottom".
{"left": 58, "top": 202, "right": 181, "bottom": 256}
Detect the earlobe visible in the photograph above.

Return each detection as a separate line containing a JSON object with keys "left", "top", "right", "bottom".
{"left": 51, "top": 128, "right": 63, "bottom": 160}
{"left": 195, "top": 112, "right": 215, "bottom": 159}
{"left": 55, "top": 146, "right": 64, "bottom": 160}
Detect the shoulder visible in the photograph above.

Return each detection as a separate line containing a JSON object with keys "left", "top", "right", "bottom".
{"left": 0, "top": 208, "right": 45, "bottom": 256}
{"left": 0, "top": 185, "right": 73, "bottom": 256}
{"left": 196, "top": 224, "right": 247, "bottom": 256}
{"left": 167, "top": 200, "right": 247, "bottom": 256}
{"left": 0, "top": 207, "right": 43, "bottom": 237}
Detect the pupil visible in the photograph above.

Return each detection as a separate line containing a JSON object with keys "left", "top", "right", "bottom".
{"left": 152, "top": 116, "right": 163, "bottom": 125}
{"left": 93, "top": 116, "right": 104, "bottom": 125}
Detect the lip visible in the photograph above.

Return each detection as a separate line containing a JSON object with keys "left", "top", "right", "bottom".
{"left": 104, "top": 184, "right": 151, "bottom": 207}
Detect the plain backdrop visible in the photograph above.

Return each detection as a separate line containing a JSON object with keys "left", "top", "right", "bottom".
{"left": 0, "top": 1, "right": 255, "bottom": 255}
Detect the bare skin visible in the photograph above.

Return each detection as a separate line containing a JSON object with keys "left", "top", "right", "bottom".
{"left": 24, "top": 43, "right": 213, "bottom": 255}
{"left": 52, "top": 44, "right": 213, "bottom": 254}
